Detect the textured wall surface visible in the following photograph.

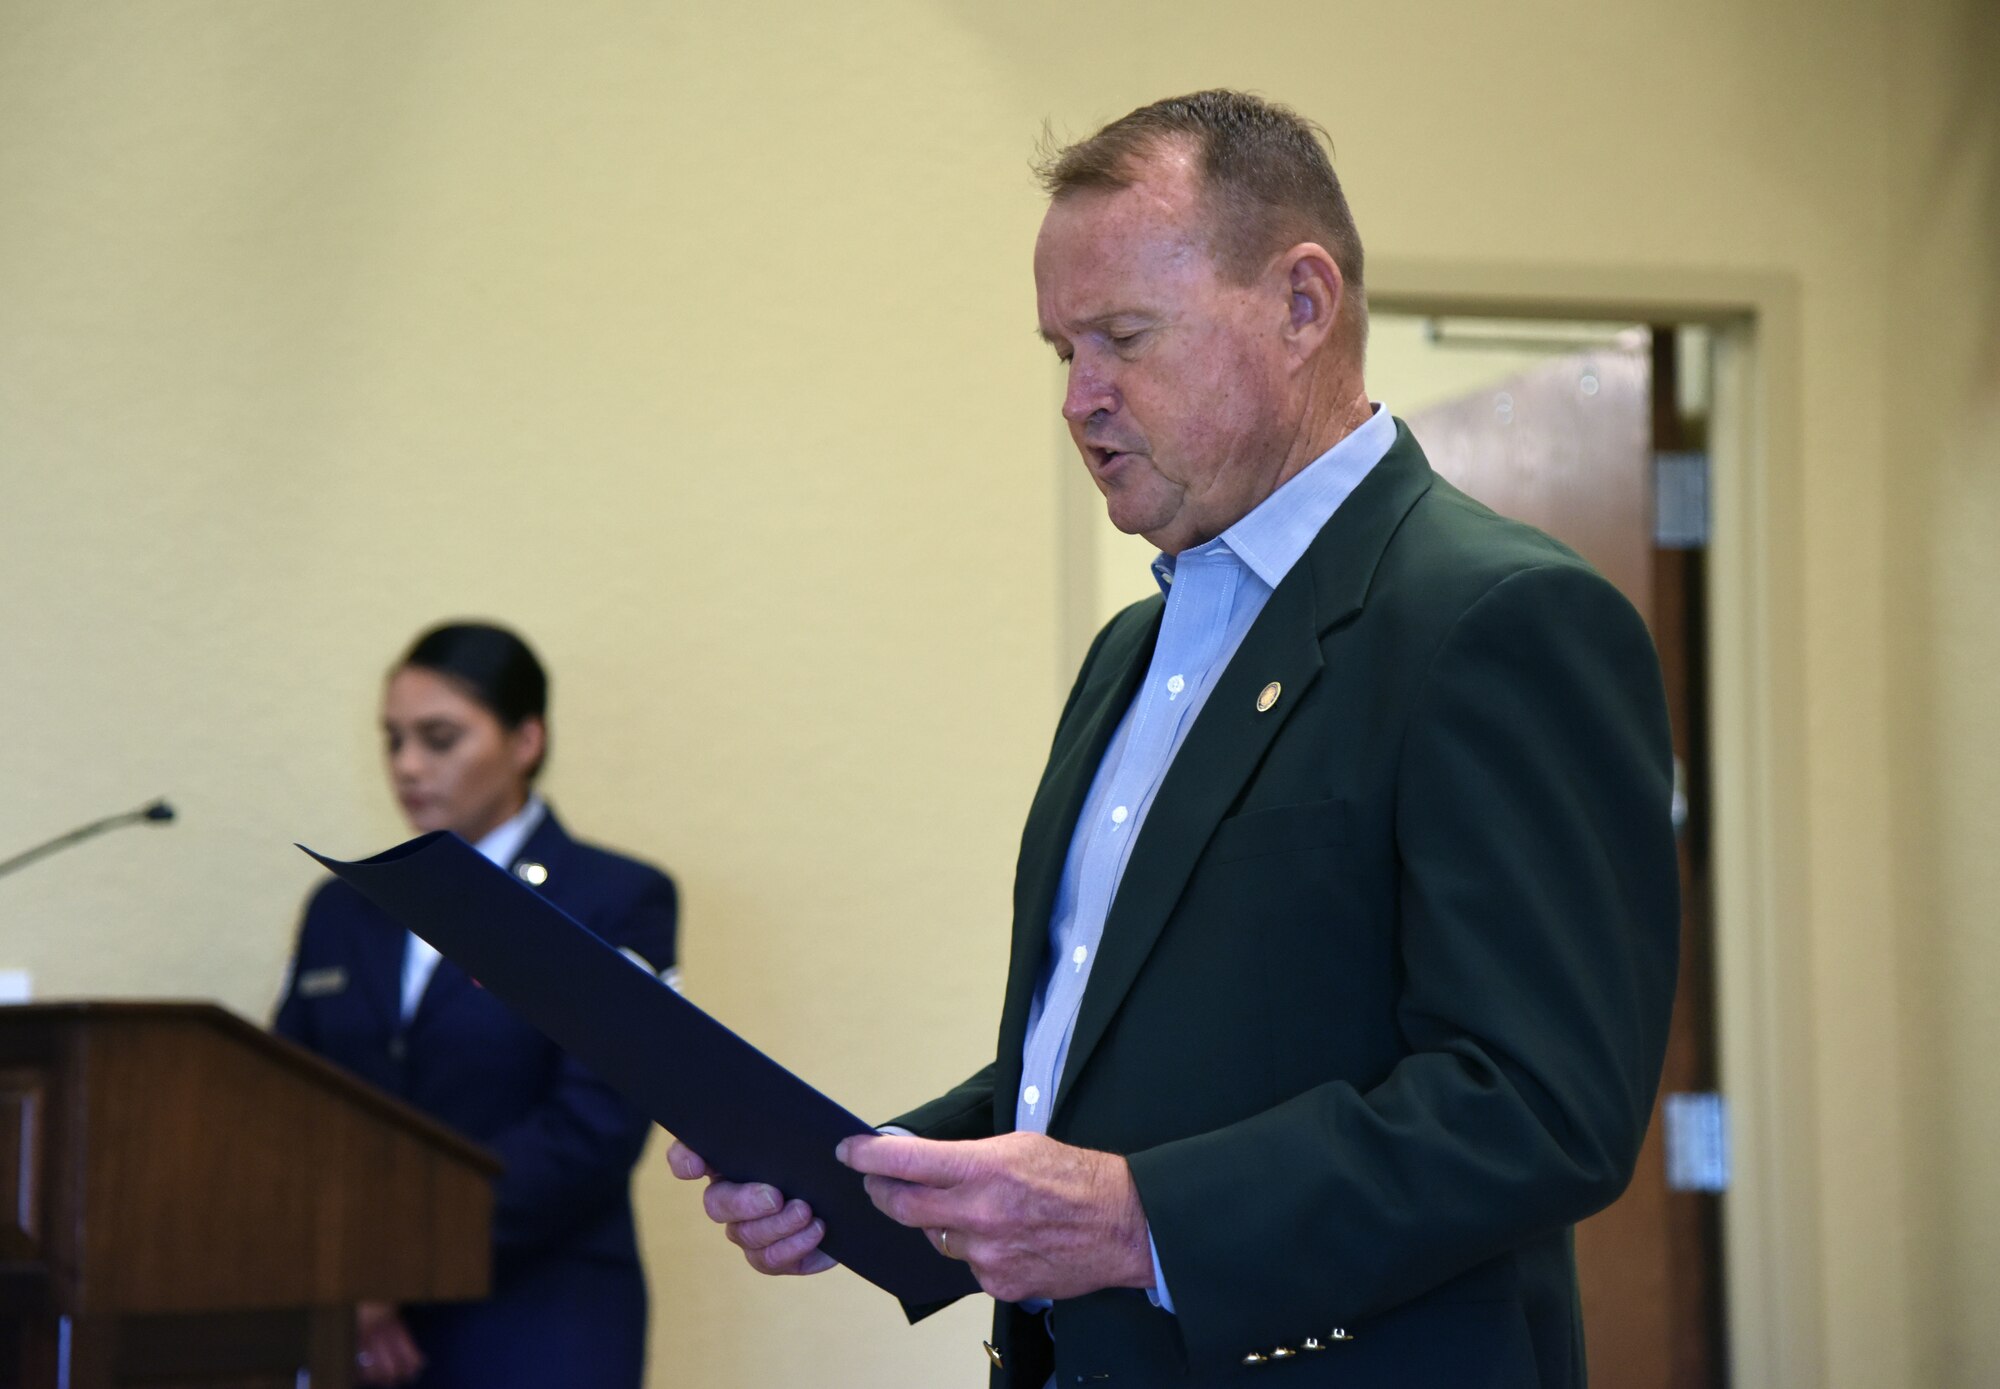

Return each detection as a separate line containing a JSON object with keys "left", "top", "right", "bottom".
{"left": 1, "top": 2, "right": 1994, "bottom": 1386}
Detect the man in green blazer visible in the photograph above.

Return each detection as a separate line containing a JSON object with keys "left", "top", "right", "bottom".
{"left": 672, "top": 90, "right": 1678, "bottom": 1388}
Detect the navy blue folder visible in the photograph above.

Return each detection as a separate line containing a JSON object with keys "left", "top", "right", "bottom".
{"left": 300, "top": 831, "right": 978, "bottom": 1305}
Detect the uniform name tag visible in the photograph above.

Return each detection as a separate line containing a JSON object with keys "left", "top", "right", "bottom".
{"left": 296, "top": 965, "right": 349, "bottom": 998}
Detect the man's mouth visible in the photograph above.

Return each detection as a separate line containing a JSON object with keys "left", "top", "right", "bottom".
{"left": 1088, "top": 444, "right": 1141, "bottom": 471}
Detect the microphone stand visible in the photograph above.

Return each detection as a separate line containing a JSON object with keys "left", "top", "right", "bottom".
{"left": 0, "top": 799, "right": 177, "bottom": 881}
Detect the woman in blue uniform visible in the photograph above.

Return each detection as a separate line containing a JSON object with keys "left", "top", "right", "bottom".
{"left": 275, "top": 622, "right": 676, "bottom": 1389}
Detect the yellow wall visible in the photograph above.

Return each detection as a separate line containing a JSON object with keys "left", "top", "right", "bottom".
{"left": 1884, "top": 4, "right": 2000, "bottom": 1385}
{"left": 1, "top": 3, "right": 1993, "bottom": 1386}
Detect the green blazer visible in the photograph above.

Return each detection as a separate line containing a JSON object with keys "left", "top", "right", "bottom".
{"left": 896, "top": 424, "right": 1680, "bottom": 1388}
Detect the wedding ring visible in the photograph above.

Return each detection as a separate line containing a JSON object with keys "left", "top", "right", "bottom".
{"left": 939, "top": 1229, "right": 952, "bottom": 1258}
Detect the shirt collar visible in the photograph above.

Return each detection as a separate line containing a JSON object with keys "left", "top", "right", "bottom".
{"left": 1151, "top": 403, "right": 1396, "bottom": 594}
{"left": 474, "top": 792, "right": 547, "bottom": 870}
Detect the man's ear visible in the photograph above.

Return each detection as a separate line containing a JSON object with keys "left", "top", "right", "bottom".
{"left": 1280, "top": 243, "right": 1343, "bottom": 359}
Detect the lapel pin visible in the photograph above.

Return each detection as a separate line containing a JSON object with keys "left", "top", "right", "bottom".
{"left": 516, "top": 861, "right": 549, "bottom": 886}
{"left": 1256, "top": 681, "right": 1282, "bottom": 713}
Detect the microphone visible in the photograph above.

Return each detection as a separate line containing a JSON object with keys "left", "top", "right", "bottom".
{"left": 0, "top": 798, "right": 178, "bottom": 881}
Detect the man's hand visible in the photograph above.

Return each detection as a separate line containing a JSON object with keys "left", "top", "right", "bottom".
{"left": 837, "top": 1131, "right": 1154, "bottom": 1304}
{"left": 353, "top": 1301, "right": 423, "bottom": 1387}
{"left": 666, "top": 1139, "right": 836, "bottom": 1277}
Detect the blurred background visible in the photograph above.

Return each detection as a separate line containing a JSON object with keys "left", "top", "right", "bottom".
{"left": 1, "top": 2, "right": 1994, "bottom": 1385}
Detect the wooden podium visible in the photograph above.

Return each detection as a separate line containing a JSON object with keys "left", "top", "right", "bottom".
{"left": 0, "top": 1003, "right": 500, "bottom": 1389}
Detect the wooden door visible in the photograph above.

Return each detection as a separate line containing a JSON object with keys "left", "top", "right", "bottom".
{"left": 1405, "top": 328, "right": 1726, "bottom": 1388}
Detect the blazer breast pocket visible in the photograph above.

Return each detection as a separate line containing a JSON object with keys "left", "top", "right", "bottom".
{"left": 1204, "top": 797, "right": 1350, "bottom": 866}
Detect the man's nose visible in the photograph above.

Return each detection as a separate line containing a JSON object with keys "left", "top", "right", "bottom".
{"left": 1061, "top": 362, "right": 1117, "bottom": 423}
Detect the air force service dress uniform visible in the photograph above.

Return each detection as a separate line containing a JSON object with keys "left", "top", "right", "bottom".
{"left": 275, "top": 800, "right": 677, "bottom": 1389}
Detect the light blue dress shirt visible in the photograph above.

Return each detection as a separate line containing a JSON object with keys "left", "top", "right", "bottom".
{"left": 1015, "top": 405, "right": 1396, "bottom": 1315}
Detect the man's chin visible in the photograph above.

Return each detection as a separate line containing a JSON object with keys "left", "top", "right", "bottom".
{"left": 1101, "top": 492, "right": 1177, "bottom": 547}
{"left": 1109, "top": 511, "right": 1194, "bottom": 556}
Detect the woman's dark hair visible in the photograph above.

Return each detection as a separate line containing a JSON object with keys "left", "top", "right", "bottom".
{"left": 399, "top": 621, "right": 550, "bottom": 775}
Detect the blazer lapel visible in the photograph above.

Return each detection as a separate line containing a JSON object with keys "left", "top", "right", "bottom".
{"left": 992, "top": 601, "right": 1161, "bottom": 1116}
{"left": 356, "top": 912, "right": 411, "bottom": 1034}
{"left": 512, "top": 807, "right": 572, "bottom": 877}
{"left": 409, "top": 952, "right": 472, "bottom": 1030}
{"left": 1052, "top": 426, "right": 1436, "bottom": 1119}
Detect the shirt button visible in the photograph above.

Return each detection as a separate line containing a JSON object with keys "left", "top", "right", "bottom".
{"left": 1111, "top": 805, "right": 1129, "bottom": 825}
{"left": 1072, "top": 945, "right": 1089, "bottom": 969}
{"left": 1023, "top": 1085, "right": 1040, "bottom": 1108}
{"left": 1167, "top": 674, "right": 1186, "bottom": 695}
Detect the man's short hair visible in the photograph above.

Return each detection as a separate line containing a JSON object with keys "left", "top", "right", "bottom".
{"left": 1036, "top": 90, "right": 1367, "bottom": 350}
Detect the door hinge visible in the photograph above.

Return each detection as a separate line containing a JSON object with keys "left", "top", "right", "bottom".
{"left": 1663, "top": 1091, "right": 1730, "bottom": 1192}
{"left": 1654, "top": 451, "right": 1710, "bottom": 548}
